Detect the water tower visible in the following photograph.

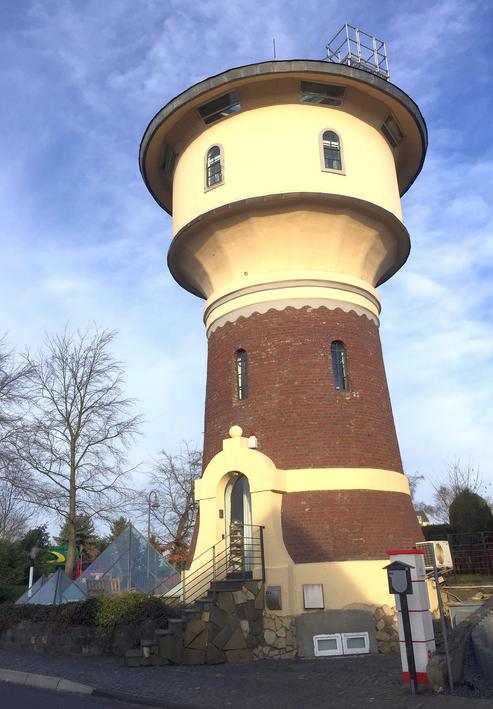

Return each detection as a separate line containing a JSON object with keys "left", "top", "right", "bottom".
{"left": 140, "top": 25, "right": 426, "bottom": 640}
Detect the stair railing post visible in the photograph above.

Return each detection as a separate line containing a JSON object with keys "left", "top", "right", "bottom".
{"left": 212, "top": 544, "right": 216, "bottom": 583}
{"left": 259, "top": 526, "right": 266, "bottom": 582}
{"left": 181, "top": 569, "right": 186, "bottom": 605}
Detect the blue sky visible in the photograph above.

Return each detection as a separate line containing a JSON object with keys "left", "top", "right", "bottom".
{"left": 1, "top": 0, "right": 492, "bottom": 506}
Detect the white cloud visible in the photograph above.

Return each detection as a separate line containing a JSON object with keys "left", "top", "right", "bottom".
{"left": 1, "top": 0, "right": 492, "bottom": 512}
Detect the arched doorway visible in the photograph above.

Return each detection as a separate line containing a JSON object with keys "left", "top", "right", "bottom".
{"left": 224, "top": 473, "right": 253, "bottom": 573}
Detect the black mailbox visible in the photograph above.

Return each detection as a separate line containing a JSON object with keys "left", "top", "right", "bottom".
{"left": 384, "top": 560, "right": 413, "bottom": 595}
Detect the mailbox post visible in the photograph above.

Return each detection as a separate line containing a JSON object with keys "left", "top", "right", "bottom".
{"left": 384, "top": 560, "right": 417, "bottom": 694}
{"left": 385, "top": 549, "right": 436, "bottom": 691}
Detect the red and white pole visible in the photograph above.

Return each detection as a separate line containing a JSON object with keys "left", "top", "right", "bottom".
{"left": 387, "top": 549, "right": 436, "bottom": 687}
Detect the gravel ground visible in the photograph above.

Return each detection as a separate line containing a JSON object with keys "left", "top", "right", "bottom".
{"left": 0, "top": 649, "right": 492, "bottom": 709}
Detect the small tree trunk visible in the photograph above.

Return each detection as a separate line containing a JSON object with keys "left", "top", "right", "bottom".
{"left": 65, "top": 513, "right": 77, "bottom": 577}
{"left": 65, "top": 455, "right": 77, "bottom": 577}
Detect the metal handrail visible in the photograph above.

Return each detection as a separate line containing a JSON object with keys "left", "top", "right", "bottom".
{"left": 152, "top": 524, "right": 265, "bottom": 607}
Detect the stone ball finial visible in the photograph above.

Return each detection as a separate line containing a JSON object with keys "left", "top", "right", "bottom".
{"left": 229, "top": 425, "right": 243, "bottom": 438}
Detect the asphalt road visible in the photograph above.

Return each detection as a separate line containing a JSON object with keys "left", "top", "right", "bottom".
{"left": 0, "top": 682, "right": 161, "bottom": 709}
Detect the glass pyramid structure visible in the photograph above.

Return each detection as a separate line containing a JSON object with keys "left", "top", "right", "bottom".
{"left": 16, "top": 569, "right": 85, "bottom": 605}
{"left": 75, "top": 524, "right": 178, "bottom": 596}
{"left": 15, "top": 574, "right": 48, "bottom": 604}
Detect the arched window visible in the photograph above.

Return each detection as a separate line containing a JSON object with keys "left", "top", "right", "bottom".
{"left": 235, "top": 349, "right": 248, "bottom": 400}
{"left": 331, "top": 341, "right": 349, "bottom": 391}
{"left": 321, "top": 130, "right": 343, "bottom": 172}
{"left": 206, "top": 145, "right": 223, "bottom": 188}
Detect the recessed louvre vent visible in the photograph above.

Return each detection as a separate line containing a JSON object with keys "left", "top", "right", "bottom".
{"left": 198, "top": 91, "right": 241, "bottom": 125}
{"left": 300, "top": 81, "right": 345, "bottom": 106}
{"left": 381, "top": 114, "right": 404, "bottom": 148}
{"left": 161, "top": 144, "right": 177, "bottom": 177}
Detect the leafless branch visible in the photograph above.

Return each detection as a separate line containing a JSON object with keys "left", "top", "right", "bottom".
{"left": 10, "top": 325, "right": 143, "bottom": 574}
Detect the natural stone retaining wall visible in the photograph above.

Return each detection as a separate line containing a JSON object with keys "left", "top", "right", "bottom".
{"left": 373, "top": 604, "right": 399, "bottom": 654}
{"left": 0, "top": 617, "right": 161, "bottom": 657}
{"left": 254, "top": 612, "right": 297, "bottom": 659}
{"left": 156, "top": 581, "right": 265, "bottom": 665}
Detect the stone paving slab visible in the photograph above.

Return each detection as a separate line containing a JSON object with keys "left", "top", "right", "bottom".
{"left": 0, "top": 650, "right": 490, "bottom": 709}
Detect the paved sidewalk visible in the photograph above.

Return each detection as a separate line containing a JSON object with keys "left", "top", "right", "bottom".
{"left": 0, "top": 650, "right": 490, "bottom": 709}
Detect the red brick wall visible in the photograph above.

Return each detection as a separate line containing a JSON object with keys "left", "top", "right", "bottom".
{"left": 281, "top": 489, "right": 424, "bottom": 562}
{"left": 203, "top": 306, "right": 403, "bottom": 472}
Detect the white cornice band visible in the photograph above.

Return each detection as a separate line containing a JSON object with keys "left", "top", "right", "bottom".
{"left": 204, "top": 280, "right": 381, "bottom": 335}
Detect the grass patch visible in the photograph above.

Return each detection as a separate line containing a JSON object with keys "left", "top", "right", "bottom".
{"left": 446, "top": 574, "right": 493, "bottom": 586}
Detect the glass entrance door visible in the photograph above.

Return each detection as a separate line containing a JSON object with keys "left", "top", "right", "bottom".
{"left": 225, "top": 474, "right": 253, "bottom": 573}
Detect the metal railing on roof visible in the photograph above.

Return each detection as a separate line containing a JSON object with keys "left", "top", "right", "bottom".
{"left": 325, "top": 24, "right": 390, "bottom": 81}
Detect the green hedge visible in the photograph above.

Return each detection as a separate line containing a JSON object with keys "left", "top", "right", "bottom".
{"left": 0, "top": 593, "right": 178, "bottom": 633}
{"left": 0, "top": 584, "right": 26, "bottom": 604}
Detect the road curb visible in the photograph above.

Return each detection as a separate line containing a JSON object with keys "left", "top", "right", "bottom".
{"left": 94, "top": 687, "right": 205, "bottom": 708}
{"left": 0, "top": 666, "right": 206, "bottom": 708}
{"left": 0, "top": 667, "right": 94, "bottom": 694}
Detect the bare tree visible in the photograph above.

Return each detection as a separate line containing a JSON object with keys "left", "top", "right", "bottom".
{"left": 147, "top": 443, "right": 201, "bottom": 568}
{"left": 0, "top": 336, "right": 31, "bottom": 470}
{"left": 0, "top": 475, "right": 32, "bottom": 541}
{"left": 407, "top": 473, "right": 435, "bottom": 519}
{"left": 12, "top": 326, "right": 142, "bottom": 575}
{"left": 430, "top": 461, "right": 486, "bottom": 523}
{"left": 0, "top": 337, "right": 35, "bottom": 540}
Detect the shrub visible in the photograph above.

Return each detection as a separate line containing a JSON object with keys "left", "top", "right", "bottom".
{"left": 449, "top": 490, "right": 493, "bottom": 536}
{"left": 423, "top": 524, "right": 454, "bottom": 541}
{"left": 0, "top": 584, "right": 26, "bottom": 604}
{"left": 0, "top": 593, "right": 177, "bottom": 634}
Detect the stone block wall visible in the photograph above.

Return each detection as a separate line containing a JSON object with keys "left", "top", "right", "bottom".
{"left": 254, "top": 612, "right": 297, "bottom": 660}
{"left": 0, "top": 617, "right": 161, "bottom": 657}
{"left": 157, "top": 581, "right": 266, "bottom": 665}
{"left": 373, "top": 604, "right": 399, "bottom": 654}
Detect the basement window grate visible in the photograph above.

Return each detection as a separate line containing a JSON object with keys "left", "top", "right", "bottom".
{"left": 314, "top": 632, "right": 370, "bottom": 657}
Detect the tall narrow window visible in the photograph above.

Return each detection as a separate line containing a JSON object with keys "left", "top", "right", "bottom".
{"left": 321, "top": 130, "right": 343, "bottom": 172}
{"left": 206, "top": 145, "right": 223, "bottom": 188}
{"left": 331, "top": 341, "right": 349, "bottom": 391}
{"left": 236, "top": 349, "right": 248, "bottom": 400}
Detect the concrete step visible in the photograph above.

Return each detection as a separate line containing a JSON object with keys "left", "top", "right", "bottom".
{"left": 125, "top": 649, "right": 142, "bottom": 658}
{"left": 140, "top": 638, "right": 158, "bottom": 648}
{"left": 226, "top": 571, "right": 253, "bottom": 581}
{"left": 209, "top": 580, "right": 244, "bottom": 592}
{"left": 197, "top": 598, "right": 216, "bottom": 609}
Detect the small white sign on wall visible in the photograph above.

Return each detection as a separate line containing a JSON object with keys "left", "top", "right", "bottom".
{"left": 303, "top": 583, "right": 324, "bottom": 609}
